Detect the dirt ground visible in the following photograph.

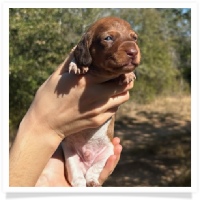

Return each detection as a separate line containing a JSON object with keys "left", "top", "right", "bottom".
{"left": 104, "top": 95, "right": 191, "bottom": 187}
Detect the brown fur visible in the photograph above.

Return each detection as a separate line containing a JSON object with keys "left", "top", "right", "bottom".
{"left": 107, "top": 115, "right": 115, "bottom": 141}
{"left": 73, "top": 16, "right": 141, "bottom": 79}
{"left": 71, "top": 16, "right": 141, "bottom": 141}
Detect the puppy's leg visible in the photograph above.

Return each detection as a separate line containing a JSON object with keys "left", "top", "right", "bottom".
{"left": 62, "top": 141, "right": 86, "bottom": 187}
{"left": 85, "top": 144, "right": 114, "bottom": 187}
{"left": 119, "top": 72, "right": 136, "bottom": 85}
{"left": 69, "top": 58, "right": 89, "bottom": 74}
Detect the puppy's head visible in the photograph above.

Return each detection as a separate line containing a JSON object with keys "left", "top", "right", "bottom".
{"left": 74, "top": 17, "right": 141, "bottom": 78}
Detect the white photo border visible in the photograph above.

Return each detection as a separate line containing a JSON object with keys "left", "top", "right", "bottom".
{"left": 1, "top": 0, "right": 198, "bottom": 195}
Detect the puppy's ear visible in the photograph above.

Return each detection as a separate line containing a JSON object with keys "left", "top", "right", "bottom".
{"left": 74, "top": 33, "right": 92, "bottom": 67}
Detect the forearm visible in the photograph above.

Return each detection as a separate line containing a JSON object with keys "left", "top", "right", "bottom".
{"left": 9, "top": 112, "right": 63, "bottom": 187}
{"left": 9, "top": 62, "right": 133, "bottom": 186}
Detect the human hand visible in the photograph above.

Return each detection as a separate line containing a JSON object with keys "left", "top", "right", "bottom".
{"left": 23, "top": 53, "right": 134, "bottom": 140}
{"left": 35, "top": 137, "right": 122, "bottom": 187}
{"left": 10, "top": 49, "right": 132, "bottom": 187}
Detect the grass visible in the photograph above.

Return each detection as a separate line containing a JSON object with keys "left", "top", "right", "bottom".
{"left": 105, "top": 95, "right": 191, "bottom": 187}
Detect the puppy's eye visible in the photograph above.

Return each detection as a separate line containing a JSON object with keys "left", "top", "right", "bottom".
{"left": 104, "top": 36, "right": 113, "bottom": 41}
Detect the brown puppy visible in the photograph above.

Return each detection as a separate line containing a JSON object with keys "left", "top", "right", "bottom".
{"left": 62, "top": 17, "right": 141, "bottom": 187}
{"left": 36, "top": 16, "right": 141, "bottom": 187}
{"left": 69, "top": 16, "right": 140, "bottom": 83}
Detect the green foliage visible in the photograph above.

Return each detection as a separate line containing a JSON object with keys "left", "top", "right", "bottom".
{"left": 9, "top": 8, "right": 191, "bottom": 132}
{"left": 115, "top": 8, "right": 191, "bottom": 103}
{"left": 9, "top": 8, "right": 64, "bottom": 131}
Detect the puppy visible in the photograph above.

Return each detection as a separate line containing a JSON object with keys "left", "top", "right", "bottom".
{"left": 62, "top": 16, "right": 141, "bottom": 187}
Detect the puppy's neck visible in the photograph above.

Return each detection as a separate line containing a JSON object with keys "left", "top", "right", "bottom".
{"left": 88, "top": 66, "right": 121, "bottom": 83}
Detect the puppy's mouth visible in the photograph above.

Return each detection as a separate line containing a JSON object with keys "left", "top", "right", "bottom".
{"left": 121, "top": 62, "right": 138, "bottom": 72}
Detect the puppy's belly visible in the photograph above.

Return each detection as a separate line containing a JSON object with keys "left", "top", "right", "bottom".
{"left": 63, "top": 119, "right": 114, "bottom": 186}
{"left": 65, "top": 119, "right": 113, "bottom": 168}
{"left": 75, "top": 140, "right": 108, "bottom": 168}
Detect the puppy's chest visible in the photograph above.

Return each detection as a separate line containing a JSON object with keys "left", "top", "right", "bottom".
{"left": 64, "top": 119, "right": 112, "bottom": 165}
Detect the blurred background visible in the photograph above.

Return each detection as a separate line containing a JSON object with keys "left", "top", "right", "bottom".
{"left": 9, "top": 8, "right": 191, "bottom": 187}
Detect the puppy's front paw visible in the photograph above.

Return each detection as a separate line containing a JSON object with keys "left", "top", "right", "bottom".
{"left": 71, "top": 177, "right": 87, "bottom": 187}
{"left": 69, "top": 61, "right": 80, "bottom": 74}
{"left": 86, "top": 171, "right": 101, "bottom": 187}
{"left": 69, "top": 59, "right": 89, "bottom": 74}
{"left": 86, "top": 178, "right": 101, "bottom": 187}
{"left": 119, "top": 72, "right": 136, "bottom": 85}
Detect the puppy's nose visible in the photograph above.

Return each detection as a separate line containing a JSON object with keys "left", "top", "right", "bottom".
{"left": 126, "top": 48, "right": 138, "bottom": 58}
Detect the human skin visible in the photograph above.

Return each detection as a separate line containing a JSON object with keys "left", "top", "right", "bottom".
{"left": 35, "top": 137, "right": 122, "bottom": 186}
{"left": 9, "top": 53, "right": 133, "bottom": 187}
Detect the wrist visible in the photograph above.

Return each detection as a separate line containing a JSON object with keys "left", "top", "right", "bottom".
{"left": 9, "top": 109, "right": 63, "bottom": 186}
{"left": 19, "top": 107, "right": 64, "bottom": 148}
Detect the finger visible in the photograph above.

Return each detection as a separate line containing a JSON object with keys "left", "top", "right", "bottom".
{"left": 100, "top": 80, "right": 134, "bottom": 98}
{"left": 99, "top": 91, "right": 130, "bottom": 114}
{"left": 86, "top": 108, "right": 117, "bottom": 128}
{"left": 98, "top": 155, "right": 117, "bottom": 185}
{"left": 112, "top": 137, "right": 120, "bottom": 145}
{"left": 87, "top": 92, "right": 130, "bottom": 126}
{"left": 98, "top": 142, "right": 122, "bottom": 185}
{"left": 113, "top": 144, "right": 122, "bottom": 166}
{"left": 105, "top": 91, "right": 130, "bottom": 109}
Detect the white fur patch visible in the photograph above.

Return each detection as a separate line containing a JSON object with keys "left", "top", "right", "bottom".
{"left": 62, "top": 119, "right": 114, "bottom": 187}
